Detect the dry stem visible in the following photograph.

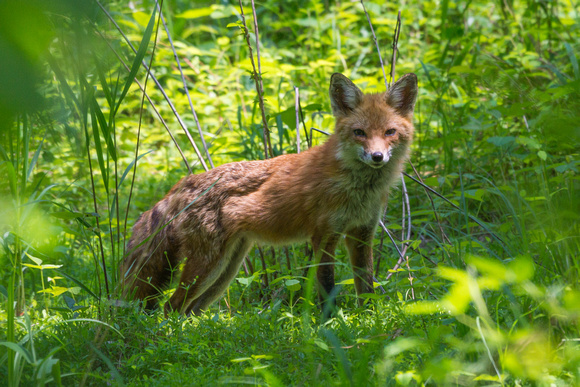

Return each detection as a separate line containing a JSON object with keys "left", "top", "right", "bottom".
{"left": 238, "top": 0, "right": 273, "bottom": 159}
{"left": 360, "top": 0, "right": 389, "bottom": 90}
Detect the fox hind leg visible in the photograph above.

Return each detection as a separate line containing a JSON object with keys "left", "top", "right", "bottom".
{"left": 185, "top": 237, "right": 252, "bottom": 315}
{"left": 122, "top": 235, "right": 180, "bottom": 311}
{"left": 165, "top": 237, "right": 249, "bottom": 316}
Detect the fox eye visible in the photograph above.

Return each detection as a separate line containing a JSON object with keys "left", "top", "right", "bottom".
{"left": 385, "top": 128, "right": 396, "bottom": 136}
{"left": 353, "top": 129, "right": 366, "bottom": 137}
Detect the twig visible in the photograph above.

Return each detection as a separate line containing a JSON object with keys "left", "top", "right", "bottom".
{"left": 409, "top": 161, "right": 450, "bottom": 246}
{"left": 257, "top": 245, "right": 269, "bottom": 288}
{"left": 95, "top": 0, "right": 208, "bottom": 171}
{"left": 360, "top": 0, "right": 389, "bottom": 90}
{"left": 284, "top": 246, "right": 291, "bottom": 271}
{"left": 399, "top": 175, "right": 413, "bottom": 282}
{"left": 373, "top": 276, "right": 386, "bottom": 295}
{"left": 380, "top": 220, "right": 408, "bottom": 281}
{"left": 158, "top": 5, "right": 214, "bottom": 169}
{"left": 401, "top": 175, "right": 411, "bottom": 243}
{"left": 405, "top": 256, "right": 415, "bottom": 300}
{"left": 250, "top": 0, "right": 274, "bottom": 157}
{"left": 477, "top": 317, "right": 503, "bottom": 382}
{"left": 242, "top": 259, "right": 250, "bottom": 276}
{"left": 238, "top": 0, "right": 273, "bottom": 159}
{"left": 389, "top": 11, "right": 402, "bottom": 86}
{"left": 245, "top": 257, "right": 255, "bottom": 274}
{"left": 375, "top": 205, "right": 388, "bottom": 276}
{"left": 295, "top": 86, "right": 300, "bottom": 153}
{"left": 402, "top": 175, "right": 412, "bottom": 241}
{"left": 402, "top": 172, "right": 511, "bottom": 253}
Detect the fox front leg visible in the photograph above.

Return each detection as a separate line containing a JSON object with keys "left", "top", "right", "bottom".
{"left": 345, "top": 225, "right": 376, "bottom": 305}
{"left": 312, "top": 233, "right": 340, "bottom": 316}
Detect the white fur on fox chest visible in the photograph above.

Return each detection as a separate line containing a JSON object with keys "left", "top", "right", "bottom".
{"left": 328, "top": 174, "right": 389, "bottom": 232}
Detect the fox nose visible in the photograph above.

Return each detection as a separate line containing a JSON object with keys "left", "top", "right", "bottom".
{"left": 371, "top": 152, "right": 383, "bottom": 162}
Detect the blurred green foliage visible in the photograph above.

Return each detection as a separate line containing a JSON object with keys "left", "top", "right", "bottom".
{"left": 0, "top": 0, "right": 579, "bottom": 385}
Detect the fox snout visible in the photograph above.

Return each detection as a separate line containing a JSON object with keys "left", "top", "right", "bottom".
{"left": 371, "top": 152, "right": 383, "bottom": 162}
{"left": 361, "top": 145, "right": 393, "bottom": 167}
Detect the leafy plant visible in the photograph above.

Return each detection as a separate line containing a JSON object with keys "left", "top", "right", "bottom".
{"left": 0, "top": 0, "right": 578, "bottom": 385}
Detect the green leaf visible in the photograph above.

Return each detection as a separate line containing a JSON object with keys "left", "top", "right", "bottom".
{"left": 26, "top": 134, "right": 44, "bottom": 182}
{"left": 175, "top": 7, "right": 213, "bottom": 19}
{"left": 49, "top": 211, "right": 86, "bottom": 220}
{"left": 25, "top": 252, "right": 42, "bottom": 266}
{"left": 313, "top": 339, "right": 329, "bottom": 351}
{"left": 39, "top": 286, "right": 71, "bottom": 297}
{"left": 516, "top": 136, "right": 541, "bottom": 150}
{"left": 284, "top": 279, "right": 301, "bottom": 292}
{"left": 1, "top": 156, "right": 18, "bottom": 198}
{"left": 55, "top": 269, "right": 99, "bottom": 300}
{"left": 92, "top": 96, "right": 117, "bottom": 162}
{"left": 89, "top": 92, "right": 108, "bottom": 192}
{"left": 487, "top": 136, "right": 515, "bottom": 147}
{"left": 405, "top": 301, "right": 442, "bottom": 315}
{"left": 508, "top": 255, "right": 535, "bottom": 282}
{"left": 0, "top": 342, "right": 33, "bottom": 364}
{"left": 565, "top": 42, "right": 579, "bottom": 79}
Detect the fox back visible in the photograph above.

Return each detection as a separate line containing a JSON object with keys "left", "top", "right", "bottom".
{"left": 121, "top": 73, "right": 418, "bottom": 316}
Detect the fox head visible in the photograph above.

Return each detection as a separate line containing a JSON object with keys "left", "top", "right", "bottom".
{"left": 329, "top": 73, "right": 417, "bottom": 169}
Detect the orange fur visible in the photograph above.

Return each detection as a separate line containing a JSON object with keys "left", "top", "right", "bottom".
{"left": 121, "top": 73, "right": 418, "bottom": 315}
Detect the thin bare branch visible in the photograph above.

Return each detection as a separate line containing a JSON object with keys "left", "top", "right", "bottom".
{"left": 401, "top": 174, "right": 412, "bottom": 243}
{"left": 402, "top": 172, "right": 511, "bottom": 253}
{"left": 360, "top": 0, "right": 389, "bottom": 90}
{"left": 158, "top": 5, "right": 214, "bottom": 168}
{"left": 389, "top": 11, "right": 402, "bottom": 86}
{"left": 257, "top": 245, "right": 269, "bottom": 288}
{"left": 401, "top": 176, "right": 407, "bottom": 242}
{"left": 409, "top": 161, "right": 451, "bottom": 246}
{"left": 238, "top": 0, "right": 273, "bottom": 159}
{"left": 250, "top": 0, "right": 274, "bottom": 158}
{"left": 373, "top": 276, "right": 387, "bottom": 294}
{"left": 380, "top": 220, "right": 407, "bottom": 281}
{"left": 405, "top": 255, "right": 415, "bottom": 300}
{"left": 295, "top": 86, "right": 301, "bottom": 153}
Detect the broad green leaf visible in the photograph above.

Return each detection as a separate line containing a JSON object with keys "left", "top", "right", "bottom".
{"left": 25, "top": 253, "right": 42, "bottom": 265}
{"left": 284, "top": 279, "right": 301, "bottom": 292}
{"left": 175, "top": 7, "right": 213, "bottom": 19}
{"left": 0, "top": 342, "right": 33, "bottom": 364}
{"left": 537, "top": 150, "right": 547, "bottom": 160}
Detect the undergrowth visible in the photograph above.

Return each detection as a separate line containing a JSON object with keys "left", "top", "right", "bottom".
{"left": 1, "top": 0, "right": 579, "bottom": 385}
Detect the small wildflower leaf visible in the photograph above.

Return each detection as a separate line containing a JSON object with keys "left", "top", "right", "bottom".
{"left": 537, "top": 150, "right": 547, "bottom": 160}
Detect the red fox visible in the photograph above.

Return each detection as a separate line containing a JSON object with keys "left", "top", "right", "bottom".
{"left": 121, "top": 73, "right": 418, "bottom": 316}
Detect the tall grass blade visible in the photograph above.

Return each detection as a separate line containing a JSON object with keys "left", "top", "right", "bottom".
{"left": 113, "top": 6, "right": 157, "bottom": 116}
{"left": 26, "top": 134, "right": 44, "bottom": 182}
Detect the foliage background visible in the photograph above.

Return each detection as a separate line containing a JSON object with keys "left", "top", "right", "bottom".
{"left": 0, "top": 0, "right": 579, "bottom": 385}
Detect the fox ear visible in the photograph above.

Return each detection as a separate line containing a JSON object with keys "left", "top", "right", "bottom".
{"left": 329, "top": 73, "right": 363, "bottom": 117}
{"left": 386, "top": 73, "right": 418, "bottom": 117}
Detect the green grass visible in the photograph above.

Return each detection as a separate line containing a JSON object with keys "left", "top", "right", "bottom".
{"left": 1, "top": 0, "right": 579, "bottom": 385}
